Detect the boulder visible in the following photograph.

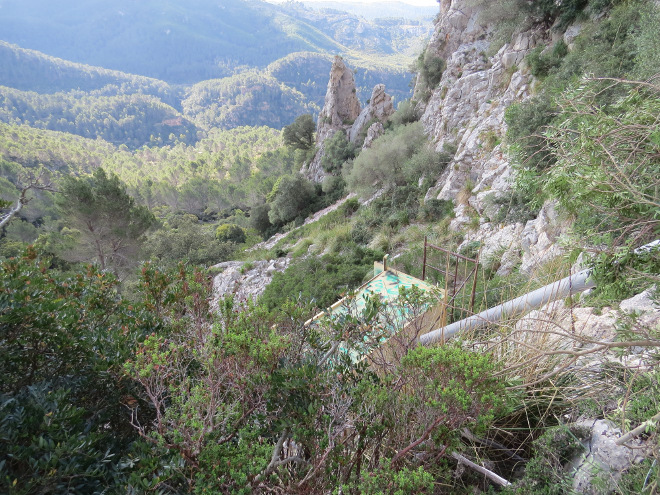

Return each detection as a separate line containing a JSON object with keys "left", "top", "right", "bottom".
{"left": 569, "top": 419, "right": 645, "bottom": 495}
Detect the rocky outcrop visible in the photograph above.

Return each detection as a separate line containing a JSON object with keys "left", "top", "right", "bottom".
{"left": 362, "top": 121, "right": 385, "bottom": 150}
{"left": 303, "top": 56, "right": 360, "bottom": 182}
{"left": 415, "top": 0, "right": 571, "bottom": 271}
{"left": 211, "top": 257, "right": 291, "bottom": 308}
{"left": 317, "top": 56, "right": 360, "bottom": 140}
{"left": 569, "top": 419, "right": 646, "bottom": 495}
{"left": 348, "top": 84, "right": 394, "bottom": 143}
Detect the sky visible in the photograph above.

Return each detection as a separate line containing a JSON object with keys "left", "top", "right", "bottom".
{"left": 267, "top": 0, "right": 439, "bottom": 5}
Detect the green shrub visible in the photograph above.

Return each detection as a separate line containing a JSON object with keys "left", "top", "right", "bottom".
{"left": 482, "top": 191, "right": 538, "bottom": 224}
{"left": 342, "top": 462, "right": 435, "bottom": 495}
{"left": 505, "top": 425, "right": 588, "bottom": 494}
{"left": 0, "top": 385, "right": 126, "bottom": 494}
{"left": 588, "top": 245, "right": 660, "bottom": 305}
{"left": 321, "top": 174, "right": 346, "bottom": 199}
{"left": 344, "top": 122, "right": 428, "bottom": 197}
{"left": 321, "top": 130, "right": 356, "bottom": 174}
{"left": 419, "top": 199, "right": 454, "bottom": 222}
{"left": 403, "top": 147, "right": 451, "bottom": 184}
{"left": 390, "top": 98, "right": 420, "bottom": 126}
{"left": 340, "top": 197, "right": 360, "bottom": 217}
{"left": 417, "top": 48, "right": 445, "bottom": 89}
{"left": 350, "top": 220, "right": 373, "bottom": 245}
{"left": 268, "top": 175, "right": 317, "bottom": 225}
{"left": 215, "top": 223, "right": 246, "bottom": 244}
{"left": 144, "top": 215, "right": 235, "bottom": 266}
{"left": 260, "top": 245, "right": 383, "bottom": 310}
{"left": 282, "top": 114, "right": 315, "bottom": 151}
{"left": 527, "top": 41, "right": 568, "bottom": 78}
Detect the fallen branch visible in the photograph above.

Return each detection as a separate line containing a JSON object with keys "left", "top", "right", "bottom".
{"left": 391, "top": 415, "right": 445, "bottom": 465}
{"left": 451, "top": 451, "right": 511, "bottom": 487}
{"left": 254, "top": 429, "right": 310, "bottom": 484}
{"left": 461, "top": 428, "right": 526, "bottom": 464}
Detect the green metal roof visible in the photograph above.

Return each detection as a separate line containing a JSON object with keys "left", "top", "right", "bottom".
{"left": 306, "top": 260, "right": 443, "bottom": 362}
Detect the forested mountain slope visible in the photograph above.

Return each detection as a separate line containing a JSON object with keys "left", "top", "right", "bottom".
{"left": 0, "top": 41, "right": 178, "bottom": 103}
{"left": 0, "top": 0, "right": 432, "bottom": 134}
{"left": 0, "top": 0, "right": 431, "bottom": 84}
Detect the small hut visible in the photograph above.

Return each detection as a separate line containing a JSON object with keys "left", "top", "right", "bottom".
{"left": 305, "top": 256, "right": 446, "bottom": 367}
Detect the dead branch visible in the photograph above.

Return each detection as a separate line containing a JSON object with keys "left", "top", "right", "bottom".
{"left": 451, "top": 451, "right": 511, "bottom": 486}
{"left": 616, "top": 410, "right": 660, "bottom": 446}
{"left": 0, "top": 170, "right": 55, "bottom": 229}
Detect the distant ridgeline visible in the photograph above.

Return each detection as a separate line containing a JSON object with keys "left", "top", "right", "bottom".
{"left": 0, "top": 0, "right": 434, "bottom": 147}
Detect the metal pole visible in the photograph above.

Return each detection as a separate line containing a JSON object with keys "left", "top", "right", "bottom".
{"left": 422, "top": 236, "right": 427, "bottom": 281}
{"left": 420, "top": 239, "right": 659, "bottom": 347}
{"left": 469, "top": 253, "right": 479, "bottom": 314}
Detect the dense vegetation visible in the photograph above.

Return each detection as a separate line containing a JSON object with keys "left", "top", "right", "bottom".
{"left": 1, "top": 251, "right": 515, "bottom": 493}
{"left": 505, "top": 0, "right": 660, "bottom": 251}
{"left": 0, "top": 85, "right": 199, "bottom": 148}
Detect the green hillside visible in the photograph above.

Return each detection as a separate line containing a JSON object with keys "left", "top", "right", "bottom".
{"left": 0, "top": 0, "right": 429, "bottom": 85}
{"left": 182, "top": 71, "right": 318, "bottom": 130}
{"left": 0, "top": 41, "right": 178, "bottom": 106}
{"left": 0, "top": 0, "right": 326, "bottom": 83}
{"left": 0, "top": 85, "right": 198, "bottom": 148}
{"left": 0, "top": 0, "right": 429, "bottom": 131}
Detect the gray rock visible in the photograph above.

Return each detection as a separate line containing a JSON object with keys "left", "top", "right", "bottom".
{"left": 212, "top": 257, "right": 292, "bottom": 309}
{"left": 563, "top": 24, "right": 583, "bottom": 47}
{"left": 348, "top": 84, "right": 394, "bottom": 143}
{"left": 570, "top": 419, "right": 645, "bottom": 495}
{"left": 362, "top": 122, "right": 385, "bottom": 149}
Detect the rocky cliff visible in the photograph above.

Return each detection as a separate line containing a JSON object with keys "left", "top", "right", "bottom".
{"left": 416, "top": 0, "right": 574, "bottom": 274}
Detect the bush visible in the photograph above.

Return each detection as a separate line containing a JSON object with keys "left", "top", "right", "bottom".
{"left": 0, "top": 385, "right": 126, "bottom": 494}
{"left": 268, "top": 175, "right": 317, "bottom": 225}
{"left": 419, "top": 199, "right": 454, "bottom": 222}
{"left": 215, "top": 223, "right": 246, "bottom": 244}
{"left": 527, "top": 41, "right": 568, "bottom": 78}
{"left": 506, "top": 425, "right": 588, "bottom": 494}
{"left": 282, "top": 114, "right": 315, "bottom": 151}
{"left": 344, "top": 122, "right": 429, "bottom": 197}
{"left": 321, "top": 174, "right": 346, "bottom": 200}
{"left": 390, "top": 98, "right": 420, "bottom": 126}
{"left": 482, "top": 191, "right": 538, "bottom": 224}
{"left": 250, "top": 202, "right": 272, "bottom": 237}
{"left": 321, "top": 130, "right": 356, "bottom": 174}
{"left": 417, "top": 48, "right": 445, "bottom": 89}
{"left": 403, "top": 146, "right": 451, "bottom": 184}
{"left": 260, "top": 245, "right": 383, "bottom": 310}
{"left": 144, "top": 215, "right": 235, "bottom": 266}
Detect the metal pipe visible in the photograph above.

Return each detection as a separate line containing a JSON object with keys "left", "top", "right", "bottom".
{"left": 420, "top": 239, "right": 659, "bottom": 346}
{"left": 419, "top": 268, "right": 595, "bottom": 346}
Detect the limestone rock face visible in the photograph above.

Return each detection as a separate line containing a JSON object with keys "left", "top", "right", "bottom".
{"left": 348, "top": 84, "right": 394, "bottom": 143}
{"left": 417, "top": 0, "right": 560, "bottom": 263}
{"left": 570, "top": 419, "right": 646, "bottom": 495}
{"left": 303, "top": 56, "right": 361, "bottom": 182}
{"left": 318, "top": 56, "right": 360, "bottom": 138}
{"left": 362, "top": 121, "right": 385, "bottom": 150}
{"left": 211, "top": 258, "right": 291, "bottom": 308}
